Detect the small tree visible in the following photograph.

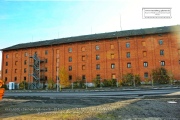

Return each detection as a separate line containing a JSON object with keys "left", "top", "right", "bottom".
{"left": 134, "top": 74, "right": 141, "bottom": 86}
{"left": 151, "top": 67, "right": 170, "bottom": 84}
{"left": 122, "top": 73, "right": 134, "bottom": 86}
{"left": 73, "top": 76, "right": 85, "bottom": 88}
{"left": 59, "top": 67, "right": 70, "bottom": 88}
{"left": 19, "top": 81, "right": 28, "bottom": 90}
{"left": 47, "top": 79, "right": 55, "bottom": 89}
{"left": 168, "top": 71, "right": 174, "bottom": 85}
{"left": 93, "top": 76, "right": 101, "bottom": 87}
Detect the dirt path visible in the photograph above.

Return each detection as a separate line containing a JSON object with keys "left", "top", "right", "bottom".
{"left": 0, "top": 95, "right": 179, "bottom": 120}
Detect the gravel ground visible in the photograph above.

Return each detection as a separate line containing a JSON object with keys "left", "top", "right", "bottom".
{"left": 0, "top": 95, "right": 179, "bottom": 120}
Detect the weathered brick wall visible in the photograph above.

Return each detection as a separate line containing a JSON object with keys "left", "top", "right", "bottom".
{"left": 1, "top": 32, "right": 180, "bottom": 84}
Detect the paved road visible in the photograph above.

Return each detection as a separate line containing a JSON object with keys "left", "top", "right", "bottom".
{"left": 4, "top": 88, "right": 180, "bottom": 98}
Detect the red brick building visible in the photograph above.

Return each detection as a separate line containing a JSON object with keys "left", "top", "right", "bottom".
{"left": 1, "top": 25, "right": 180, "bottom": 87}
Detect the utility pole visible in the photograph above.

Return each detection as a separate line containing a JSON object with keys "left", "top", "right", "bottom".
{"left": 56, "top": 61, "right": 59, "bottom": 92}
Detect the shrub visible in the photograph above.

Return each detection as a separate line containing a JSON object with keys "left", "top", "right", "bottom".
{"left": 19, "top": 81, "right": 28, "bottom": 90}
{"left": 47, "top": 79, "right": 55, "bottom": 89}
{"left": 93, "top": 76, "right": 101, "bottom": 87}
{"left": 122, "top": 73, "right": 134, "bottom": 86}
{"left": 134, "top": 74, "right": 141, "bottom": 86}
{"left": 102, "top": 79, "right": 116, "bottom": 87}
{"left": 151, "top": 67, "right": 170, "bottom": 84}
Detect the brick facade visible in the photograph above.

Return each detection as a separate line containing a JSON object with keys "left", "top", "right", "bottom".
{"left": 1, "top": 28, "right": 180, "bottom": 84}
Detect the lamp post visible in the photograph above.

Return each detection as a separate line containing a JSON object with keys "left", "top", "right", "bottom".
{"left": 86, "top": 54, "right": 88, "bottom": 89}
{"left": 56, "top": 62, "right": 59, "bottom": 92}
{"left": 100, "top": 79, "right": 102, "bottom": 88}
{"left": 150, "top": 75, "right": 154, "bottom": 87}
{"left": 133, "top": 76, "right": 136, "bottom": 87}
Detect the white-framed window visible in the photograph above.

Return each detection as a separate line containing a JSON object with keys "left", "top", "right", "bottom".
{"left": 126, "top": 42, "right": 130, "bottom": 48}
{"left": 143, "top": 62, "right": 148, "bottom": 67}
{"left": 160, "top": 50, "right": 164, "bottom": 56}
{"left": 127, "top": 63, "right": 131, "bottom": 68}
{"left": 68, "top": 48, "right": 72, "bottom": 53}
{"left": 159, "top": 40, "right": 163, "bottom": 45}
{"left": 126, "top": 52, "right": 130, "bottom": 58}
{"left": 161, "top": 61, "right": 165, "bottom": 66}
{"left": 96, "top": 54, "right": 100, "bottom": 60}
{"left": 95, "top": 45, "right": 100, "bottom": 50}
{"left": 111, "top": 63, "right": 115, "bottom": 69}
{"left": 96, "top": 64, "right": 100, "bottom": 70}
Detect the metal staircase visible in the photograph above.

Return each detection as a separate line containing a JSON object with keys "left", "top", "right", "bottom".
{"left": 29, "top": 53, "right": 45, "bottom": 89}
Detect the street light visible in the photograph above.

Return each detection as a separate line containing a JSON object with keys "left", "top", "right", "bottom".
{"left": 100, "top": 79, "right": 102, "bottom": 88}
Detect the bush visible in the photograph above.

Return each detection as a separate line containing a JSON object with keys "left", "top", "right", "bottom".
{"left": 102, "top": 79, "right": 117, "bottom": 87}
{"left": 122, "top": 73, "right": 134, "bottom": 86}
{"left": 19, "top": 81, "right": 28, "bottom": 89}
{"left": 93, "top": 76, "right": 101, "bottom": 87}
{"left": 152, "top": 67, "right": 170, "bottom": 84}
{"left": 47, "top": 79, "right": 55, "bottom": 89}
{"left": 134, "top": 74, "right": 141, "bottom": 86}
{"left": 73, "top": 79, "right": 85, "bottom": 88}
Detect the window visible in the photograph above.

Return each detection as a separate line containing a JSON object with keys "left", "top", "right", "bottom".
{"left": 96, "top": 64, "right": 100, "bottom": 70}
{"left": 56, "top": 67, "right": 59, "bottom": 72}
{"left": 160, "top": 61, "right": 165, "bottom": 66}
{"left": 15, "top": 53, "right": 18, "bottom": 58}
{"left": 69, "top": 57, "right": 72, "bottom": 62}
{"left": 96, "top": 54, "right": 100, "bottom": 60}
{"left": 82, "top": 65, "right": 85, "bottom": 70}
{"left": 24, "top": 77, "right": 26, "bottom": 80}
{"left": 69, "top": 75, "right": 72, "bottom": 80}
{"left": 15, "top": 69, "right": 17, "bottom": 73}
{"left": 143, "top": 51, "right": 147, "bottom": 57}
{"left": 143, "top": 62, "right": 148, "bottom": 67}
{"left": 111, "top": 54, "right": 114, "bottom": 59}
{"left": 111, "top": 63, "right": 115, "bottom": 69}
{"left": 45, "top": 50, "right": 48, "bottom": 55}
{"left": 81, "top": 47, "right": 85, "bottom": 51}
{"left": 45, "top": 76, "right": 47, "bottom": 80}
{"left": 45, "top": 59, "right": 48, "bottom": 63}
{"left": 45, "top": 67, "right": 48, "bottom": 72}
{"left": 68, "top": 48, "right": 72, "bottom": 53}
{"left": 5, "top": 77, "right": 7, "bottom": 81}
{"left": 6, "top": 54, "right": 9, "bottom": 58}
{"left": 126, "top": 42, "right": 130, "bottom": 48}
{"left": 24, "top": 52, "right": 28, "bottom": 57}
{"left": 5, "top": 69, "right": 8, "bottom": 74}
{"left": 95, "top": 45, "right": 100, "bottom": 50}
{"left": 112, "top": 74, "right": 116, "bottom": 79}
{"left": 160, "top": 50, "right": 164, "bottom": 56}
{"left": 6, "top": 62, "right": 8, "bottom": 66}
{"left": 144, "top": 72, "right": 148, "bottom": 78}
{"left": 159, "top": 40, "right": 163, "bottom": 45}
{"left": 126, "top": 52, "right": 130, "bottom": 58}
{"left": 24, "top": 68, "right": 26, "bottom": 73}
{"left": 127, "top": 63, "right": 131, "bottom": 68}
{"left": 56, "top": 58, "right": 59, "bottom": 63}
{"left": 24, "top": 60, "right": 27, "bottom": 65}
{"left": 56, "top": 49, "right": 59, "bottom": 54}
{"left": 69, "top": 66, "right": 72, "bottom": 71}
{"left": 82, "top": 56, "right": 86, "bottom": 61}
{"left": 82, "top": 75, "right": 86, "bottom": 80}
{"left": 142, "top": 41, "right": 146, "bottom": 46}
{"left": 15, "top": 61, "right": 18, "bottom": 65}
{"left": 14, "top": 77, "right": 17, "bottom": 81}
{"left": 110, "top": 44, "right": 114, "bottom": 49}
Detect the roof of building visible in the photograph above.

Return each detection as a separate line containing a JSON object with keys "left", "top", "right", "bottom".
{"left": 1, "top": 25, "right": 180, "bottom": 51}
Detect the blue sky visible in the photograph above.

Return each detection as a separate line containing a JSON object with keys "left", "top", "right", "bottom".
{"left": 0, "top": 0, "right": 180, "bottom": 70}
